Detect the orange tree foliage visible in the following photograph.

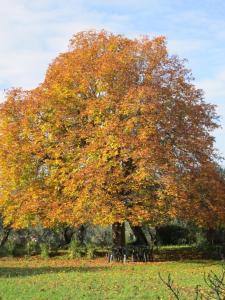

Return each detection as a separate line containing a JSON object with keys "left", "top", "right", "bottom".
{"left": 183, "top": 163, "right": 225, "bottom": 228}
{"left": 0, "top": 30, "right": 222, "bottom": 229}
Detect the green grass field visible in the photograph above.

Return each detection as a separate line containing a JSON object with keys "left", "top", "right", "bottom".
{"left": 0, "top": 257, "right": 223, "bottom": 300}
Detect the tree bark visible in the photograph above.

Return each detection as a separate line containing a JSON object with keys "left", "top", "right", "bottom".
{"left": 61, "top": 225, "right": 86, "bottom": 246}
{"left": 0, "top": 227, "right": 11, "bottom": 248}
{"left": 63, "top": 227, "right": 74, "bottom": 245}
{"left": 77, "top": 224, "right": 86, "bottom": 245}
{"left": 112, "top": 222, "right": 126, "bottom": 247}
{"left": 130, "top": 225, "right": 149, "bottom": 246}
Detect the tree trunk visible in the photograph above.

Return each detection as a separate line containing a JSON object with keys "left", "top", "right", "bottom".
{"left": 206, "top": 228, "right": 215, "bottom": 246}
{"left": 130, "top": 225, "right": 149, "bottom": 246}
{"left": 112, "top": 222, "right": 126, "bottom": 248}
{"left": 63, "top": 227, "right": 74, "bottom": 245}
{"left": 0, "top": 227, "right": 11, "bottom": 248}
{"left": 77, "top": 224, "right": 86, "bottom": 245}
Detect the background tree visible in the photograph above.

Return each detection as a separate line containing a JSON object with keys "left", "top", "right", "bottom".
{"left": 184, "top": 163, "right": 225, "bottom": 247}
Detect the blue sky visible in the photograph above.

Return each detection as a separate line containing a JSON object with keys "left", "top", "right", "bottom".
{"left": 0, "top": 0, "right": 224, "bottom": 162}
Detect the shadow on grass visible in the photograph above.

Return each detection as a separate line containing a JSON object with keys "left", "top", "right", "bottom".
{"left": 154, "top": 245, "right": 224, "bottom": 262}
{"left": 0, "top": 260, "right": 223, "bottom": 278}
{"left": 179, "top": 259, "right": 224, "bottom": 265}
{"left": 0, "top": 265, "right": 109, "bottom": 278}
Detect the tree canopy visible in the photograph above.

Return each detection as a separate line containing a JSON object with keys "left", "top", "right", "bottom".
{"left": 0, "top": 30, "right": 223, "bottom": 229}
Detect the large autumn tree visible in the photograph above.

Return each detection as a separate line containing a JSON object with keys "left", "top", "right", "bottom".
{"left": 0, "top": 30, "right": 222, "bottom": 245}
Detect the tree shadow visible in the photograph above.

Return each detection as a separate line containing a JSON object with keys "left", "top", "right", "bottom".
{"left": 0, "top": 265, "right": 109, "bottom": 278}
{"left": 180, "top": 259, "right": 224, "bottom": 265}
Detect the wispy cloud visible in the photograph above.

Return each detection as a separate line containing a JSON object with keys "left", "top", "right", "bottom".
{"left": 197, "top": 70, "right": 225, "bottom": 100}
{"left": 0, "top": 0, "right": 131, "bottom": 100}
{"left": 168, "top": 39, "right": 210, "bottom": 57}
{"left": 197, "top": 69, "right": 225, "bottom": 161}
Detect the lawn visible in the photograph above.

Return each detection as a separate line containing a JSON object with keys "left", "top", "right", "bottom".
{"left": 0, "top": 257, "right": 223, "bottom": 299}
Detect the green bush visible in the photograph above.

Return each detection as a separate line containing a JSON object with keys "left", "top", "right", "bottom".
{"left": 68, "top": 240, "right": 81, "bottom": 259}
{"left": 26, "top": 239, "right": 38, "bottom": 256}
{"left": 40, "top": 243, "right": 50, "bottom": 258}
{"left": 195, "top": 230, "right": 209, "bottom": 248}
{"left": 85, "top": 244, "right": 95, "bottom": 259}
{"left": 156, "top": 224, "right": 194, "bottom": 245}
{"left": 5, "top": 240, "right": 16, "bottom": 256}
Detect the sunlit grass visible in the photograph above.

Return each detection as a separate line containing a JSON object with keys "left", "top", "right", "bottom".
{"left": 0, "top": 257, "right": 223, "bottom": 299}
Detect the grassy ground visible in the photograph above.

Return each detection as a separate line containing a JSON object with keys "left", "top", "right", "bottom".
{"left": 0, "top": 257, "right": 223, "bottom": 300}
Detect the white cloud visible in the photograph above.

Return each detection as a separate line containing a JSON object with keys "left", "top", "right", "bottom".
{"left": 0, "top": 0, "right": 132, "bottom": 101}
{"left": 168, "top": 39, "right": 209, "bottom": 57}
{"left": 0, "top": 90, "right": 6, "bottom": 102}
{"left": 197, "top": 70, "right": 225, "bottom": 100}
{"left": 196, "top": 69, "right": 225, "bottom": 160}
